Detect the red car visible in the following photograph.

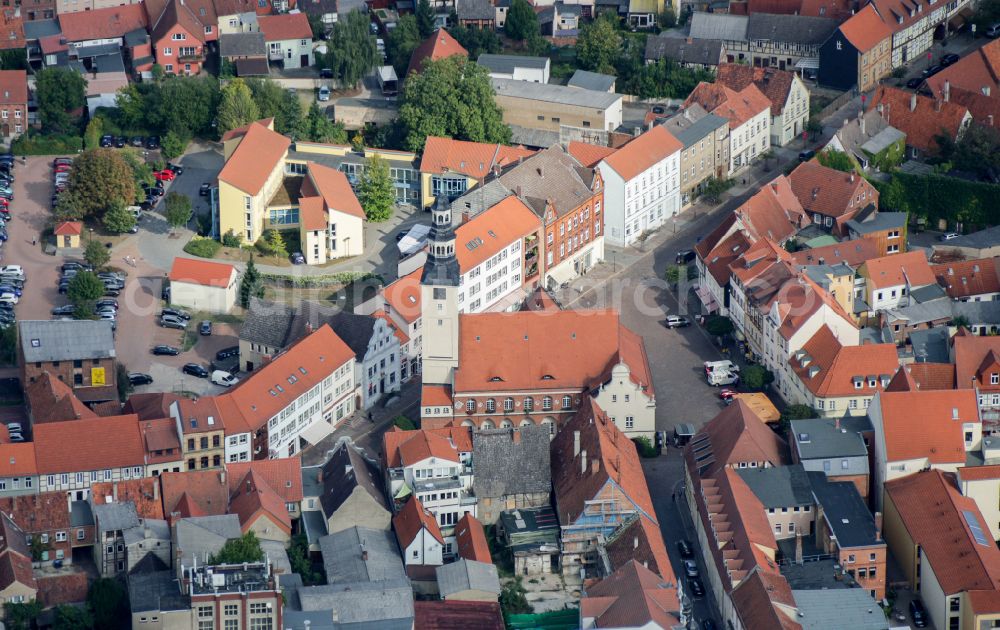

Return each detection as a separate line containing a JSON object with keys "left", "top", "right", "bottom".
{"left": 53, "top": 164, "right": 70, "bottom": 174}
{"left": 154, "top": 170, "right": 176, "bottom": 182}
{"left": 718, "top": 388, "right": 738, "bottom": 400}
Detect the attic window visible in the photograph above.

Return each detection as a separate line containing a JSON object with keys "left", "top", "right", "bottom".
{"left": 299, "top": 367, "right": 308, "bottom": 375}
{"left": 276, "top": 385, "right": 285, "bottom": 392}
{"left": 189, "top": 419, "right": 197, "bottom": 428}
{"left": 207, "top": 416, "right": 215, "bottom": 425}
{"left": 798, "top": 433, "right": 810, "bottom": 443}
{"left": 541, "top": 374, "right": 554, "bottom": 380}
{"left": 489, "top": 376, "right": 503, "bottom": 382}
{"left": 269, "top": 389, "right": 277, "bottom": 396}
{"left": 288, "top": 375, "right": 298, "bottom": 384}
{"left": 30, "top": 339, "right": 39, "bottom": 347}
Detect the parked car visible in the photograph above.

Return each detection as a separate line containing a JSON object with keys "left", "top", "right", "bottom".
{"left": 905, "top": 77, "right": 924, "bottom": 89}
{"left": 677, "top": 540, "right": 694, "bottom": 558}
{"left": 53, "top": 157, "right": 72, "bottom": 167}
{"left": 199, "top": 182, "right": 211, "bottom": 196}
{"left": 683, "top": 560, "right": 699, "bottom": 578}
{"left": 675, "top": 249, "right": 696, "bottom": 264}
{"left": 688, "top": 577, "right": 705, "bottom": 597}
{"left": 146, "top": 136, "right": 161, "bottom": 150}
{"left": 182, "top": 363, "right": 209, "bottom": 378}
{"left": 0, "top": 265, "right": 24, "bottom": 278}
{"left": 96, "top": 299, "right": 118, "bottom": 311}
{"left": 8, "top": 432, "right": 23, "bottom": 442}
{"left": 941, "top": 53, "right": 960, "bottom": 66}
{"left": 131, "top": 136, "right": 145, "bottom": 147}
{"left": 51, "top": 304, "right": 76, "bottom": 316}
{"left": 215, "top": 346, "right": 239, "bottom": 360}
{"left": 100, "top": 135, "right": 114, "bottom": 148}
{"left": 718, "top": 387, "right": 738, "bottom": 401}
{"left": 0, "top": 292, "right": 18, "bottom": 305}
{"left": 162, "top": 307, "right": 190, "bottom": 320}
{"left": 152, "top": 345, "right": 180, "bottom": 356}
{"left": 290, "top": 252, "right": 305, "bottom": 265}
{"left": 211, "top": 370, "right": 239, "bottom": 387}
{"left": 114, "top": 136, "right": 128, "bottom": 148}
{"left": 199, "top": 320, "right": 212, "bottom": 336}
{"left": 166, "top": 163, "right": 184, "bottom": 175}
{"left": 318, "top": 86, "right": 331, "bottom": 101}
{"left": 798, "top": 149, "right": 815, "bottom": 162}
{"left": 128, "top": 372, "right": 154, "bottom": 386}
{"left": 61, "top": 261, "right": 90, "bottom": 273}
{"left": 940, "top": 232, "right": 959, "bottom": 241}
{"left": 988, "top": 23, "right": 1000, "bottom": 38}
{"left": 922, "top": 64, "right": 942, "bottom": 77}
{"left": 5, "top": 422, "right": 21, "bottom": 433}
{"left": 664, "top": 315, "right": 690, "bottom": 328}
{"left": 0, "top": 285, "right": 22, "bottom": 298}
{"left": 910, "top": 600, "right": 928, "bottom": 627}
{"left": 160, "top": 314, "right": 187, "bottom": 329}
{"left": 154, "top": 169, "right": 176, "bottom": 182}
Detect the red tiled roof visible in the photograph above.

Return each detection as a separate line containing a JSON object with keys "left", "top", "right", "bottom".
{"left": 959, "top": 465, "right": 1000, "bottom": 481}
{"left": 455, "top": 196, "right": 541, "bottom": 271}
{"left": 932, "top": 257, "right": 1000, "bottom": 300}
{"left": 174, "top": 395, "right": 224, "bottom": 434}
{"left": 604, "top": 515, "right": 673, "bottom": 581}
{"left": 954, "top": 335, "right": 1000, "bottom": 392}
{"left": 220, "top": 324, "right": 355, "bottom": 432}
{"left": 868, "top": 86, "right": 970, "bottom": 155}
{"left": 160, "top": 469, "right": 229, "bottom": 520}
{"left": 299, "top": 196, "right": 326, "bottom": 232}
{"left": 0, "top": 493, "right": 70, "bottom": 536}
{"left": 970, "top": 589, "right": 1000, "bottom": 615}
{"left": 455, "top": 513, "right": 491, "bottom": 563}
{"left": 790, "top": 325, "right": 899, "bottom": 398}
{"left": 420, "top": 136, "right": 535, "bottom": 178}
{"left": 0, "top": 549, "right": 36, "bottom": 593}
{"left": 683, "top": 81, "right": 772, "bottom": 129}
{"left": 308, "top": 162, "right": 365, "bottom": 219}
{"left": 26, "top": 372, "right": 97, "bottom": 424}
{"left": 257, "top": 13, "right": 311, "bottom": 41}
{"left": 228, "top": 468, "right": 292, "bottom": 535}
{"left": 383, "top": 427, "right": 472, "bottom": 468}
{"left": 684, "top": 400, "right": 788, "bottom": 477}
{"left": 885, "top": 469, "right": 1000, "bottom": 595}
{"left": 413, "top": 601, "right": 504, "bottom": 630}
{"left": 703, "top": 230, "right": 751, "bottom": 286}
{"left": 876, "top": 389, "right": 977, "bottom": 465}
{"left": 407, "top": 28, "right": 468, "bottom": 76}
{"left": 863, "top": 250, "right": 935, "bottom": 289}
{"left": 0, "top": 444, "right": 35, "bottom": 477}
{"left": 788, "top": 160, "right": 877, "bottom": 220}
{"left": 716, "top": 64, "right": 798, "bottom": 117}
{"left": 731, "top": 570, "right": 802, "bottom": 630}
{"left": 374, "top": 311, "right": 409, "bottom": 345}
{"left": 169, "top": 257, "right": 236, "bottom": 288}
{"left": 454, "top": 310, "right": 653, "bottom": 396}
{"left": 226, "top": 458, "right": 303, "bottom": 502}
{"left": 906, "top": 363, "right": 957, "bottom": 391}
{"left": 790, "top": 238, "right": 881, "bottom": 267}
{"left": 947, "top": 87, "right": 1000, "bottom": 129}
{"left": 0, "top": 70, "right": 26, "bottom": 106}
{"left": 32, "top": 414, "right": 145, "bottom": 474}
{"left": 383, "top": 268, "right": 422, "bottom": 324}
{"left": 551, "top": 397, "right": 657, "bottom": 527}
{"left": 53, "top": 221, "right": 82, "bottom": 236}
{"left": 926, "top": 38, "right": 1000, "bottom": 99}
{"left": 566, "top": 141, "right": 617, "bottom": 168}
{"left": 393, "top": 496, "right": 444, "bottom": 547}
{"left": 735, "top": 176, "right": 807, "bottom": 244}
{"left": 0, "top": 13, "right": 24, "bottom": 52}
{"left": 421, "top": 384, "right": 452, "bottom": 408}
{"left": 221, "top": 117, "right": 274, "bottom": 142}
{"left": 580, "top": 560, "right": 681, "bottom": 629}
{"left": 59, "top": 3, "right": 148, "bottom": 41}
{"left": 601, "top": 126, "right": 682, "bottom": 181}
{"left": 218, "top": 121, "right": 291, "bottom": 195}
{"left": 90, "top": 479, "right": 165, "bottom": 520}
{"left": 837, "top": 4, "right": 892, "bottom": 52}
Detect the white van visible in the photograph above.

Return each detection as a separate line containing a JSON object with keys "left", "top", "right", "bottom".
{"left": 708, "top": 370, "right": 739, "bottom": 387}
{"left": 704, "top": 360, "right": 740, "bottom": 374}
{"left": 211, "top": 370, "right": 239, "bottom": 387}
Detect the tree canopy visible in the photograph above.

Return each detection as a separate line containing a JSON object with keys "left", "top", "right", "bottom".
{"left": 387, "top": 14, "right": 422, "bottom": 76}
{"left": 36, "top": 67, "right": 87, "bottom": 133}
{"left": 816, "top": 149, "right": 856, "bottom": 173}
{"left": 319, "top": 9, "right": 378, "bottom": 88}
{"left": 239, "top": 255, "right": 264, "bottom": 308}
{"left": 448, "top": 24, "right": 502, "bottom": 59}
{"left": 103, "top": 201, "right": 136, "bottom": 234}
{"left": 210, "top": 532, "right": 265, "bottom": 564}
{"left": 218, "top": 78, "right": 261, "bottom": 134}
{"left": 115, "top": 75, "right": 220, "bottom": 137}
{"left": 68, "top": 271, "right": 105, "bottom": 318}
{"left": 399, "top": 56, "right": 511, "bottom": 152}
{"left": 88, "top": 578, "right": 128, "bottom": 630}
{"left": 164, "top": 192, "right": 193, "bottom": 230}
{"left": 577, "top": 12, "right": 622, "bottom": 75}
{"left": 416, "top": 0, "right": 436, "bottom": 38}
{"left": 505, "top": 0, "right": 540, "bottom": 41}
{"left": 246, "top": 78, "right": 305, "bottom": 138}
{"left": 358, "top": 154, "right": 395, "bottom": 222}
{"left": 304, "top": 102, "right": 348, "bottom": 144}
{"left": 68, "top": 149, "right": 138, "bottom": 218}
{"left": 84, "top": 239, "right": 111, "bottom": 269}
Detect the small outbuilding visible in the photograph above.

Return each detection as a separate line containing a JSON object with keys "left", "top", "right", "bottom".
{"left": 435, "top": 559, "right": 501, "bottom": 601}
{"left": 53, "top": 221, "right": 82, "bottom": 249}
{"left": 168, "top": 257, "right": 239, "bottom": 314}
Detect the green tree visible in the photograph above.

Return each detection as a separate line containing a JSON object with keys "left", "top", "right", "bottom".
{"left": 308, "top": 12, "right": 326, "bottom": 39}
{"left": 115, "top": 84, "right": 146, "bottom": 130}
{"left": 152, "top": 75, "right": 220, "bottom": 137}
{"left": 358, "top": 154, "right": 396, "bottom": 222}
{"left": 816, "top": 149, "right": 856, "bottom": 173}
{"left": 778, "top": 403, "right": 816, "bottom": 432}
{"left": 239, "top": 255, "right": 264, "bottom": 308}
{"left": 119, "top": 149, "right": 155, "bottom": 190}
{"left": 394, "top": 414, "right": 416, "bottom": 430}
{"left": 700, "top": 177, "right": 733, "bottom": 203}
{"left": 222, "top": 229, "right": 244, "bottom": 248}
{"left": 164, "top": 192, "right": 193, "bottom": 231}
{"left": 246, "top": 77, "right": 284, "bottom": 120}
{"left": 500, "top": 577, "right": 532, "bottom": 614}
{"left": 67, "top": 149, "right": 138, "bottom": 218}
{"left": 162, "top": 129, "right": 190, "bottom": 159}
{"left": 53, "top": 605, "right": 93, "bottom": 630}
{"left": 319, "top": 9, "right": 378, "bottom": 88}
{"left": 387, "top": 14, "right": 422, "bottom": 76}
{"left": 632, "top": 436, "right": 658, "bottom": 457}
{"left": 304, "top": 102, "right": 348, "bottom": 143}
{"left": 88, "top": 578, "right": 127, "bottom": 630}
{"left": 210, "top": 532, "right": 265, "bottom": 564}
{"left": 288, "top": 533, "right": 325, "bottom": 584}
{"left": 400, "top": 56, "right": 511, "bottom": 152}
{"left": 256, "top": 229, "right": 288, "bottom": 258}
{"left": 54, "top": 191, "right": 85, "bottom": 221}
{"left": 3, "top": 601, "right": 42, "bottom": 630}
{"left": 658, "top": 6, "right": 677, "bottom": 28}
{"left": 67, "top": 271, "right": 105, "bottom": 318}
{"left": 505, "top": 0, "right": 539, "bottom": 40}
{"left": 84, "top": 239, "right": 111, "bottom": 269}
{"left": 619, "top": 57, "right": 714, "bottom": 99}
{"left": 577, "top": 12, "right": 622, "bottom": 74}
{"left": 416, "top": 0, "right": 436, "bottom": 38}
{"left": 742, "top": 365, "right": 774, "bottom": 391}
{"left": 84, "top": 117, "right": 103, "bottom": 150}
{"left": 277, "top": 89, "right": 305, "bottom": 139}
{"left": 103, "top": 201, "right": 136, "bottom": 234}
{"left": 351, "top": 130, "right": 365, "bottom": 152}
{"left": 705, "top": 315, "right": 734, "bottom": 337}
{"left": 0, "top": 323, "right": 17, "bottom": 365}
{"left": 953, "top": 123, "right": 1000, "bottom": 176}
{"left": 36, "top": 67, "right": 87, "bottom": 133}
{"left": 0, "top": 49, "right": 26, "bottom": 70}
{"left": 448, "top": 24, "right": 502, "bottom": 59}
{"left": 805, "top": 116, "right": 823, "bottom": 139}
{"left": 218, "top": 78, "right": 261, "bottom": 134}
{"left": 879, "top": 176, "right": 911, "bottom": 213}
{"left": 952, "top": 314, "right": 971, "bottom": 329}
{"left": 116, "top": 362, "right": 132, "bottom": 402}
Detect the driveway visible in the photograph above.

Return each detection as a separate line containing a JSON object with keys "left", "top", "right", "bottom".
{"left": 167, "top": 144, "right": 223, "bottom": 232}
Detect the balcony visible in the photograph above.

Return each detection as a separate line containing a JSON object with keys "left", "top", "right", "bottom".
{"left": 178, "top": 51, "right": 205, "bottom": 63}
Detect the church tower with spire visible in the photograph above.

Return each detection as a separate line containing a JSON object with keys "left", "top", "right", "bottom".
{"left": 420, "top": 196, "right": 461, "bottom": 385}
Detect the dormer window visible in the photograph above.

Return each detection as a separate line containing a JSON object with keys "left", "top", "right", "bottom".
{"left": 868, "top": 377, "right": 876, "bottom": 387}
{"left": 992, "top": 373, "right": 999, "bottom": 385}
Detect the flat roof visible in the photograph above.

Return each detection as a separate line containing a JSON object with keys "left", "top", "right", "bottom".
{"left": 491, "top": 78, "right": 621, "bottom": 109}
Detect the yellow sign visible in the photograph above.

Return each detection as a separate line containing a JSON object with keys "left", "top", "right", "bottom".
{"left": 91, "top": 367, "right": 106, "bottom": 386}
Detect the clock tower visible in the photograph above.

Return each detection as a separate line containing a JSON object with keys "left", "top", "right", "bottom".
{"left": 420, "top": 196, "right": 461, "bottom": 386}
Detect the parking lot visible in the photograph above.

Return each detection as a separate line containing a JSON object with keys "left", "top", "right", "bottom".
{"left": 7, "top": 155, "right": 240, "bottom": 397}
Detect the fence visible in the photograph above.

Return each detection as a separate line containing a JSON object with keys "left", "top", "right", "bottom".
{"left": 505, "top": 609, "right": 580, "bottom": 630}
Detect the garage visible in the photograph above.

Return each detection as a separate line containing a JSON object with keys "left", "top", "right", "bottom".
{"left": 168, "top": 257, "right": 239, "bottom": 314}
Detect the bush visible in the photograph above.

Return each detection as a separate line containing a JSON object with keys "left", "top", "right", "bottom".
{"left": 183, "top": 236, "right": 221, "bottom": 258}
{"left": 255, "top": 229, "right": 287, "bottom": 257}
{"left": 161, "top": 129, "right": 190, "bottom": 160}
{"left": 705, "top": 315, "right": 734, "bottom": 337}
{"left": 209, "top": 532, "right": 264, "bottom": 564}
{"left": 393, "top": 415, "right": 416, "bottom": 430}
{"left": 11, "top": 132, "right": 82, "bottom": 155}
{"left": 742, "top": 365, "right": 774, "bottom": 391}
{"left": 632, "top": 436, "right": 658, "bottom": 458}
{"left": 221, "top": 229, "right": 243, "bottom": 248}
{"left": 259, "top": 271, "right": 380, "bottom": 287}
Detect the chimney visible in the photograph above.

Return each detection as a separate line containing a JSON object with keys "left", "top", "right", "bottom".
{"left": 984, "top": 86, "right": 992, "bottom": 97}
{"left": 512, "top": 429, "right": 521, "bottom": 445}
{"left": 633, "top": 536, "right": 639, "bottom": 549}
{"left": 875, "top": 512, "right": 883, "bottom": 540}
{"left": 849, "top": 173, "right": 855, "bottom": 183}
{"left": 686, "top": 37, "right": 693, "bottom": 44}
{"left": 910, "top": 92, "right": 917, "bottom": 112}
{"left": 580, "top": 449, "right": 587, "bottom": 475}
{"left": 516, "top": 184, "right": 522, "bottom": 198}
{"left": 934, "top": 99, "right": 942, "bottom": 113}
{"left": 573, "top": 431, "right": 581, "bottom": 457}
{"left": 794, "top": 530, "right": 803, "bottom": 564}
{"left": 770, "top": 182, "right": 778, "bottom": 192}
{"left": 943, "top": 80, "right": 950, "bottom": 102}
{"left": 591, "top": 458, "right": 600, "bottom": 475}
{"left": 304, "top": 321, "right": 314, "bottom": 334}
{"left": 316, "top": 469, "right": 323, "bottom": 483}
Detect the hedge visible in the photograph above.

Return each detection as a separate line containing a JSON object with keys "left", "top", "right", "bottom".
{"left": 874, "top": 171, "right": 998, "bottom": 229}
{"left": 183, "top": 237, "right": 222, "bottom": 258}
{"left": 259, "top": 271, "right": 382, "bottom": 287}
{"left": 10, "top": 133, "right": 82, "bottom": 155}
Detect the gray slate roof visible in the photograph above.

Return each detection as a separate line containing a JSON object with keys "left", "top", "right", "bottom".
{"left": 319, "top": 526, "right": 405, "bottom": 584}
{"left": 955, "top": 300, "right": 1000, "bottom": 325}
{"left": 909, "top": 282, "right": 947, "bottom": 304}
{"left": 884, "top": 297, "right": 953, "bottom": 326}
{"left": 645, "top": 35, "right": 724, "bottom": 66}
{"left": 908, "top": 327, "right": 951, "bottom": 363}
{"left": 219, "top": 32, "right": 266, "bottom": 58}
{"left": 936, "top": 225, "right": 1000, "bottom": 250}
{"left": 325, "top": 311, "right": 378, "bottom": 359}
{"left": 297, "top": 582, "right": 414, "bottom": 628}
{"left": 457, "top": 0, "right": 495, "bottom": 20}
{"left": 491, "top": 78, "right": 621, "bottom": 109}
{"left": 453, "top": 180, "right": 514, "bottom": 219}
{"left": 477, "top": 53, "right": 549, "bottom": 74}
{"left": 71, "top": 500, "right": 94, "bottom": 528}
{"left": 792, "top": 589, "right": 889, "bottom": 630}
{"left": 660, "top": 104, "right": 728, "bottom": 149}
{"left": 302, "top": 509, "right": 328, "bottom": 545}
{"left": 567, "top": 69, "right": 615, "bottom": 92}
{"left": 435, "top": 559, "right": 501, "bottom": 597}
{"left": 123, "top": 518, "right": 170, "bottom": 546}
{"left": 174, "top": 514, "right": 242, "bottom": 566}
{"left": 123, "top": 27, "right": 149, "bottom": 46}
{"left": 19, "top": 320, "right": 116, "bottom": 363}
{"left": 24, "top": 18, "right": 59, "bottom": 39}
{"left": 127, "top": 570, "right": 190, "bottom": 614}
{"left": 473, "top": 425, "right": 551, "bottom": 499}
{"left": 746, "top": 13, "right": 838, "bottom": 46}
{"left": 495, "top": 144, "right": 598, "bottom": 218}
{"left": 689, "top": 12, "right": 748, "bottom": 41}
{"left": 241, "top": 298, "right": 329, "bottom": 350}
{"left": 94, "top": 502, "right": 140, "bottom": 533}
{"left": 845, "top": 211, "right": 907, "bottom": 235}
{"left": 319, "top": 437, "right": 387, "bottom": 519}
{"left": 507, "top": 125, "right": 560, "bottom": 149}
{"left": 736, "top": 463, "right": 814, "bottom": 509}
{"left": 790, "top": 417, "right": 869, "bottom": 460}
{"left": 808, "top": 471, "right": 879, "bottom": 547}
